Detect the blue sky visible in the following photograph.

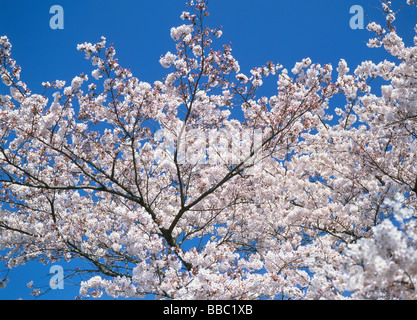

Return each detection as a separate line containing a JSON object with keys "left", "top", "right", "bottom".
{"left": 0, "top": 0, "right": 416, "bottom": 300}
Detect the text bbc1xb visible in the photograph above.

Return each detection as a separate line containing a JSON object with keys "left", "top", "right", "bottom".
{"left": 162, "top": 303, "right": 254, "bottom": 317}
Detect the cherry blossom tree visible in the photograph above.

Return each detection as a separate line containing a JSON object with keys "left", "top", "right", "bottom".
{"left": 0, "top": 0, "right": 416, "bottom": 299}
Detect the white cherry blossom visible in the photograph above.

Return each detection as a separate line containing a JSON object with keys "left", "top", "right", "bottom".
{"left": 0, "top": 0, "right": 416, "bottom": 300}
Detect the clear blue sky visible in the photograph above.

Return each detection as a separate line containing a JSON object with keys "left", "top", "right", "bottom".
{"left": 0, "top": 0, "right": 415, "bottom": 300}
